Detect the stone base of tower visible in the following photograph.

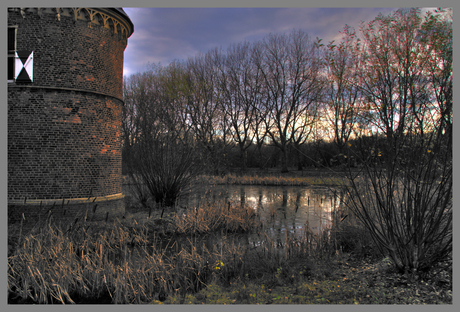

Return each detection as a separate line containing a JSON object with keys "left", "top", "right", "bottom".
{"left": 8, "top": 193, "right": 126, "bottom": 224}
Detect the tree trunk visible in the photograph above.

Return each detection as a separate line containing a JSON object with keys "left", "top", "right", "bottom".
{"left": 281, "top": 147, "right": 289, "bottom": 173}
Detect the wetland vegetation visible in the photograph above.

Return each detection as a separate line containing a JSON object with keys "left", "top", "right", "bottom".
{"left": 8, "top": 170, "right": 452, "bottom": 304}
{"left": 8, "top": 8, "right": 452, "bottom": 305}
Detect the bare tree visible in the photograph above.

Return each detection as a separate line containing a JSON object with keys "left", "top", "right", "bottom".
{"left": 122, "top": 69, "right": 158, "bottom": 168}
{"left": 355, "top": 9, "right": 434, "bottom": 160}
{"left": 186, "top": 52, "right": 228, "bottom": 174}
{"left": 344, "top": 9, "right": 452, "bottom": 274}
{"left": 250, "top": 92, "right": 270, "bottom": 169}
{"left": 215, "top": 42, "right": 264, "bottom": 170}
{"left": 123, "top": 63, "right": 203, "bottom": 208}
{"left": 419, "top": 8, "right": 452, "bottom": 149}
{"left": 252, "top": 30, "right": 323, "bottom": 172}
{"left": 324, "top": 25, "right": 361, "bottom": 155}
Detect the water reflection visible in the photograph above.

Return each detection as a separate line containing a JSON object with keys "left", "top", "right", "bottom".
{"left": 179, "top": 184, "right": 342, "bottom": 245}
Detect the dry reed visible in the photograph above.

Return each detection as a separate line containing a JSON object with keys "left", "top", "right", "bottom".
{"left": 201, "top": 174, "right": 344, "bottom": 186}
{"left": 8, "top": 197, "right": 349, "bottom": 304}
{"left": 172, "top": 198, "right": 259, "bottom": 234}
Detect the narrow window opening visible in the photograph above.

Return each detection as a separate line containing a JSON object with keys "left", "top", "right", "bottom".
{"left": 8, "top": 27, "right": 17, "bottom": 81}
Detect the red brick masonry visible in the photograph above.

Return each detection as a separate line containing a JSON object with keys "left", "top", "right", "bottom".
{"left": 8, "top": 8, "right": 133, "bottom": 219}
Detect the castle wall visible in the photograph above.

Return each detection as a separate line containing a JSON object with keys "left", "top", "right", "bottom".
{"left": 8, "top": 8, "right": 133, "bottom": 220}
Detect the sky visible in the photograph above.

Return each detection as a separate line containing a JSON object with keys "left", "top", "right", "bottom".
{"left": 2, "top": 0, "right": 444, "bottom": 77}
{"left": 121, "top": 5, "right": 438, "bottom": 77}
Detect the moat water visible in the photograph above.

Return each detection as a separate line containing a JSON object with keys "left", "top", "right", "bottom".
{"left": 123, "top": 183, "right": 345, "bottom": 252}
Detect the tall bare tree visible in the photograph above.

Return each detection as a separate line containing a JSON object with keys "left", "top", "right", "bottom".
{"left": 214, "top": 42, "right": 265, "bottom": 170}
{"left": 356, "top": 9, "right": 434, "bottom": 158}
{"left": 122, "top": 68, "right": 158, "bottom": 161}
{"left": 324, "top": 25, "right": 361, "bottom": 154}
{"left": 186, "top": 52, "right": 229, "bottom": 173}
{"left": 252, "top": 30, "right": 323, "bottom": 172}
{"left": 419, "top": 8, "right": 452, "bottom": 149}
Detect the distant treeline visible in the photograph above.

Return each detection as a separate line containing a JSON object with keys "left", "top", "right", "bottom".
{"left": 121, "top": 8, "right": 452, "bottom": 174}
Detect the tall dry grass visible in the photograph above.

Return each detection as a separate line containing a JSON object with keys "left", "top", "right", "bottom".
{"left": 202, "top": 173, "right": 344, "bottom": 187}
{"left": 8, "top": 216, "right": 250, "bottom": 304}
{"left": 172, "top": 198, "right": 259, "bottom": 234}
{"left": 8, "top": 196, "right": 359, "bottom": 304}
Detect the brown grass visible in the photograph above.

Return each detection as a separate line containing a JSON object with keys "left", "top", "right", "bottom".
{"left": 172, "top": 198, "right": 259, "bottom": 234}
{"left": 200, "top": 173, "right": 345, "bottom": 187}
{"left": 8, "top": 216, "right": 250, "bottom": 304}
{"left": 7, "top": 195, "right": 357, "bottom": 304}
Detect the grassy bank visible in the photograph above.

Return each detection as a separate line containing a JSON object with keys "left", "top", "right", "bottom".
{"left": 198, "top": 167, "right": 350, "bottom": 187}
{"left": 200, "top": 173, "right": 345, "bottom": 187}
{"left": 123, "top": 167, "right": 349, "bottom": 189}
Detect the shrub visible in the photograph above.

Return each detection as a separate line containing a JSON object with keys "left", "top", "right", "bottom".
{"left": 126, "top": 134, "right": 203, "bottom": 207}
{"left": 344, "top": 131, "right": 452, "bottom": 274}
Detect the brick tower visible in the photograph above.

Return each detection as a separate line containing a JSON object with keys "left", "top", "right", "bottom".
{"left": 7, "top": 8, "right": 134, "bottom": 221}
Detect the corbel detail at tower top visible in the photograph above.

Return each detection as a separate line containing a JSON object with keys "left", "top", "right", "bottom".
{"left": 12, "top": 8, "right": 134, "bottom": 41}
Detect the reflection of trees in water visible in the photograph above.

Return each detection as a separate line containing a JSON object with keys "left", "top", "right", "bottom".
{"left": 180, "top": 185, "right": 341, "bottom": 242}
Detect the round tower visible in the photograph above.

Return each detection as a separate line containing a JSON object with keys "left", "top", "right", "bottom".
{"left": 8, "top": 8, "right": 134, "bottom": 221}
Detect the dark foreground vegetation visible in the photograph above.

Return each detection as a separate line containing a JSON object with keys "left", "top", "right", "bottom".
{"left": 8, "top": 169, "right": 452, "bottom": 305}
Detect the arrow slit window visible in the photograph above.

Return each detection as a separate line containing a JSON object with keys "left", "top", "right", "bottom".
{"left": 8, "top": 26, "right": 17, "bottom": 81}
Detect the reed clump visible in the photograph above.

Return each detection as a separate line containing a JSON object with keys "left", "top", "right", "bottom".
{"left": 172, "top": 199, "right": 259, "bottom": 234}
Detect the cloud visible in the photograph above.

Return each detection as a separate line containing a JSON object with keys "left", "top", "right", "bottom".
{"left": 123, "top": 34, "right": 199, "bottom": 75}
{"left": 122, "top": 7, "right": 432, "bottom": 76}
